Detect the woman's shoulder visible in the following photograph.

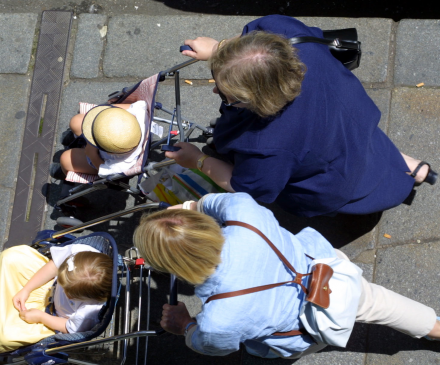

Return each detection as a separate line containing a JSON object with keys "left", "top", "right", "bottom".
{"left": 243, "top": 15, "right": 322, "bottom": 38}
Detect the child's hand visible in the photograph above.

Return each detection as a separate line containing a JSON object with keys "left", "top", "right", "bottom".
{"left": 13, "top": 289, "right": 30, "bottom": 312}
{"left": 19, "top": 308, "right": 43, "bottom": 324}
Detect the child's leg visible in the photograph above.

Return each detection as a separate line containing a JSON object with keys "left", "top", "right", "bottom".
{"left": 335, "top": 249, "right": 437, "bottom": 338}
{"left": 69, "top": 114, "right": 85, "bottom": 137}
{"left": 60, "top": 148, "right": 99, "bottom": 175}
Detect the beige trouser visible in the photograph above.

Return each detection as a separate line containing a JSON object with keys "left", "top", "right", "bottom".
{"left": 281, "top": 249, "right": 437, "bottom": 359}
{"left": 336, "top": 249, "right": 437, "bottom": 338}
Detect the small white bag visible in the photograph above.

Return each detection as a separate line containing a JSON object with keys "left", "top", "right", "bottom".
{"left": 299, "top": 257, "right": 363, "bottom": 347}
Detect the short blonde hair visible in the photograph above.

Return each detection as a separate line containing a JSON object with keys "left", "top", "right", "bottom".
{"left": 58, "top": 251, "right": 113, "bottom": 302}
{"left": 209, "top": 31, "right": 306, "bottom": 118}
{"left": 133, "top": 209, "right": 224, "bottom": 285}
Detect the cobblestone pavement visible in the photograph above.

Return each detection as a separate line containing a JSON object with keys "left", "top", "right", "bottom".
{"left": 0, "top": 9, "right": 439, "bottom": 365}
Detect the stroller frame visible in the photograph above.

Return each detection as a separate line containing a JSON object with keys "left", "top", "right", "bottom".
{"left": 56, "top": 58, "right": 208, "bottom": 212}
{"left": 1, "top": 201, "right": 178, "bottom": 365}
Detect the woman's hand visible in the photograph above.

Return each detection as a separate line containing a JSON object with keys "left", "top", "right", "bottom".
{"left": 182, "top": 37, "right": 219, "bottom": 61}
{"left": 165, "top": 142, "right": 204, "bottom": 169}
{"left": 19, "top": 308, "right": 43, "bottom": 324}
{"left": 13, "top": 288, "right": 30, "bottom": 312}
{"left": 161, "top": 301, "right": 194, "bottom": 335}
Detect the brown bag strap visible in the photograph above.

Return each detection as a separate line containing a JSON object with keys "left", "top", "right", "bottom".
{"left": 206, "top": 280, "right": 297, "bottom": 303}
{"left": 206, "top": 221, "right": 312, "bottom": 304}
{"left": 272, "top": 328, "right": 308, "bottom": 336}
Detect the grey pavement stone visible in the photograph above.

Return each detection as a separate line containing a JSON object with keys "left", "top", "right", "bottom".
{"left": 0, "top": 188, "right": 12, "bottom": 246}
{"left": 103, "top": 15, "right": 254, "bottom": 78}
{"left": 366, "top": 242, "right": 440, "bottom": 364}
{"left": 395, "top": 20, "right": 440, "bottom": 86}
{"left": 299, "top": 17, "right": 394, "bottom": 83}
{"left": 71, "top": 14, "right": 108, "bottom": 78}
{"left": 0, "top": 13, "right": 37, "bottom": 74}
{"left": 378, "top": 88, "right": 440, "bottom": 247}
{"left": 0, "top": 75, "right": 30, "bottom": 188}
{"left": 365, "top": 88, "right": 391, "bottom": 133}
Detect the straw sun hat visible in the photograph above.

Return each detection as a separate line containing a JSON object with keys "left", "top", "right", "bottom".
{"left": 82, "top": 105, "right": 141, "bottom": 154}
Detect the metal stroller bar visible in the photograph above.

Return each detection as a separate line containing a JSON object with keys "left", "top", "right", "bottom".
{"left": 174, "top": 71, "right": 185, "bottom": 143}
{"left": 160, "top": 59, "right": 198, "bottom": 77}
{"left": 30, "top": 200, "right": 178, "bottom": 364}
{"left": 33, "top": 202, "right": 167, "bottom": 245}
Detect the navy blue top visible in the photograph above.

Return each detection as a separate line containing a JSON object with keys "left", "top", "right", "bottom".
{"left": 213, "top": 15, "right": 414, "bottom": 217}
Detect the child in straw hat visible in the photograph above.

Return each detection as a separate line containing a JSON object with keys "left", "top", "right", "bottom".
{"left": 52, "top": 101, "right": 146, "bottom": 179}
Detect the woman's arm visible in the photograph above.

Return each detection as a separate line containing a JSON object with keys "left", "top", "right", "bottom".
{"left": 19, "top": 309, "right": 68, "bottom": 333}
{"left": 165, "top": 142, "right": 235, "bottom": 192}
{"left": 181, "top": 36, "right": 239, "bottom": 60}
{"left": 13, "top": 260, "right": 58, "bottom": 312}
{"left": 181, "top": 37, "right": 220, "bottom": 61}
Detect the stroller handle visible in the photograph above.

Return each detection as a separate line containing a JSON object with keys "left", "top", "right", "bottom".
{"left": 180, "top": 45, "right": 194, "bottom": 52}
{"left": 34, "top": 202, "right": 169, "bottom": 245}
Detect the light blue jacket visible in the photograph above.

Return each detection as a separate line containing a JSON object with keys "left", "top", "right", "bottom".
{"left": 190, "top": 193, "right": 336, "bottom": 357}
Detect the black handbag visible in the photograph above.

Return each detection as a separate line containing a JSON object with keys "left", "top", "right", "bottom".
{"left": 289, "top": 28, "right": 362, "bottom": 70}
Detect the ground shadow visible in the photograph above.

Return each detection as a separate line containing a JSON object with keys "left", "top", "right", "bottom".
{"left": 261, "top": 202, "right": 382, "bottom": 250}
{"left": 153, "top": 0, "right": 440, "bottom": 21}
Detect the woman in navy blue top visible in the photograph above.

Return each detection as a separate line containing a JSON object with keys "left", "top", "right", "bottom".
{"left": 166, "top": 15, "right": 437, "bottom": 217}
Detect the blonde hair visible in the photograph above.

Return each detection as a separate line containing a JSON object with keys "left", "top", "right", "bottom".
{"left": 133, "top": 209, "right": 224, "bottom": 285}
{"left": 209, "top": 31, "right": 306, "bottom": 118}
{"left": 58, "top": 251, "right": 113, "bottom": 302}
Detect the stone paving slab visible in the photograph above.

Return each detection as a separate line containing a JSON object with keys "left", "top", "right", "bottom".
{"left": 395, "top": 20, "right": 440, "bottom": 87}
{"left": 0, "top": 13, "right": 38, "bottom": 74}
{"left": 378, "top": 88, "right": 440, "bottom": 247}
{"left": 0, "top": 189, "right": 12, "bottom": 246}
{"left": 103, "top": 15, "right": 252, "bottom": 79}
{"left": 365, "top": 88, "right": 391, "bottom": 132}
{"left": 365, "top": 242, "right": 440, "bottom": 364}
{"left": 102, "top": 15, "right": 393, "bottom": 83}
{"left": 71, "top": 13, "right": 108, "bottom": 78}
{"left": 0, "top": 75, "right": 31, "bottom": 189}
{"left": 299, "top": 17, "right": 394, "bottom": 84}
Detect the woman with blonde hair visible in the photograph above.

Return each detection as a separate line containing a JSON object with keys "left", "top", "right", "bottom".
{"left": 133, "top": 193, "right": 440, "bottom": 359}
{"left": 166, "top": 15, "right": 437, "bottom": 218}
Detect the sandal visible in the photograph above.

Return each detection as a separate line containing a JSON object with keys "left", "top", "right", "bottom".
{"left": 411, "top": 161, "right": 438, "bottom": 186}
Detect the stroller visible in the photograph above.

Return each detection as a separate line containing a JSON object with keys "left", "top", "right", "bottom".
{"left": 0, "top": 201, "right": 177, "bottom": 365}
{"left": 55, "top": 57, "right": 213, "bottom": 227}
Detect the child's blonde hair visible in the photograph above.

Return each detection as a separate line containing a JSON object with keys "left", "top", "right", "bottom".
{"left": 58, "top": 251, "right": 113, "bottom": 302}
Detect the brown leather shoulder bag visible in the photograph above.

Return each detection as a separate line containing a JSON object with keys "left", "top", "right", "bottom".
{"left": 206, "top": 221, "right": 333, "bottom": 309}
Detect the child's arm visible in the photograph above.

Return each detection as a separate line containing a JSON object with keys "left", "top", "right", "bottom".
{"left": 19, "top": 309, "right": 68, "bottom": 333}
{"left": 13, "top": 260, "right": 58, "bottom": 312}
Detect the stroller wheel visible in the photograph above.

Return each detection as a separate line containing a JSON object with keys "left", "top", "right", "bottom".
{"left": 57, "top": 216, "right": 84, "bottom": 232}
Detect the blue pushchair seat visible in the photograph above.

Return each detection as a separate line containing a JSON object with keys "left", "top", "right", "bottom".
{"left": 1, "top": 201, "right": 175, "bottom": 365}
{"left": 0, "top": 232, "right": 118, "bottom": 365}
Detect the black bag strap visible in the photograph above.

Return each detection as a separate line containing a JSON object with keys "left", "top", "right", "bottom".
{"left": 289, "top": 36, "right": 360, "bottom": 50}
